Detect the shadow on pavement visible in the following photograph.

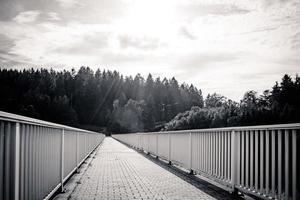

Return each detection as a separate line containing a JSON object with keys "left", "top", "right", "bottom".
{"left": 133, "top": 148, "right": 244, "bottom": 200}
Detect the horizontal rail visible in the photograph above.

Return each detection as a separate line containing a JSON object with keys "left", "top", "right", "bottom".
{"left": 132, "top": 123, "right": 300, "bottom": 135}
{"left": 113, "top": 123, "right": 300, "bottom": 200}
{"left": 0, "top": 111, "right": 105, "bottom": 200}
{"left": 0, "top": 111, "right": 97, "bottom": 133}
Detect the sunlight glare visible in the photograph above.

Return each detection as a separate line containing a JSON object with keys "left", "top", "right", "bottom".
{"left": 119, "top": 0, "right": 177, "bottom": 37}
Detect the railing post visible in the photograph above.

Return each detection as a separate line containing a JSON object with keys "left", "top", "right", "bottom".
{"left": 156, "top": 134, "right": 158, "bottom": 158}
{"left": 189, "top": 132, "right": 194, "bottom": 174}
{"left": 13, "top": 122, "right": 20, "bottom": 200}
{"left": 231, "top": 130, "right": 238, "bottom": 191}
{"left": 168, "top": 133, "right": 171, "bottom": 165}
{"left": 60, "top": 129, "right": 65, "bottom": 192}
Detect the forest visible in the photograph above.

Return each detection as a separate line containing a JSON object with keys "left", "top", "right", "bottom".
{"left": 0, "top": 67, "right": 299, "bottom": 133}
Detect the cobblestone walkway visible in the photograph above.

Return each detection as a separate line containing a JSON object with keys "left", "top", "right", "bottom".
{"left": 64, "top": 137, "right": 221, "bottom": 200}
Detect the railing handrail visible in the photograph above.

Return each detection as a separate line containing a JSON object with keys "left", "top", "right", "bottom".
{"left": 0, "top": 110, "right": 99, "bottom": 134}
{"left": 123, "top": 123, "right": 300, "bottom": 135}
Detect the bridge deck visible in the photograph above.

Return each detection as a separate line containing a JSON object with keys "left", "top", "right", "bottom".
{"left": 55, "top": 137, "right": 234, "bottom": 200}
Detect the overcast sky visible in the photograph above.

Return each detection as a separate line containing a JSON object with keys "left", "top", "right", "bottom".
{"left": 0, "top": 0, "right": 299, "bottom": 101}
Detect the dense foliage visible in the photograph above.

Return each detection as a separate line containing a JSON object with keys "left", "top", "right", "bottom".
{"left": 0, "top": 67, "right": 203, "bottom": 132}
{"left": 0, "top": 67, "right": 299, "bottom": 133}
{"left": 163, "top": 75, "right": 300, "bottom": 131}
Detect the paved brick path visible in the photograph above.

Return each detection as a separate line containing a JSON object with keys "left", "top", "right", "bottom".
{"left": 58, "top": 137, "right": 236, "bottom": 200}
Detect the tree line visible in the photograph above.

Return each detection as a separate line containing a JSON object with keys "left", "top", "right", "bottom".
{"left": 0, "top": 67, "right": 203, "bottom": 132}
{"left": 0, "top": 67, "right": 299, "bottom": 133}
{"left": 163, "top": 74, "right": 300, "bottom": 131}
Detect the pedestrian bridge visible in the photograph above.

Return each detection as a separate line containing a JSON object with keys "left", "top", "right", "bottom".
{"left": 0, "top": 111, "right": 299, "bottom": 200}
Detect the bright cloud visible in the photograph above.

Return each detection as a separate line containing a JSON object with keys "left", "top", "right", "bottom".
{"left": 54, "top": 0, "right": 81, "bottom": 8}
{"left": 47, "top": 12, "right": 61, "bottom": 21}
{"left": 13, "top": 10, "right": 40, "bottom": 23}
{"left": 0, "top": 0, "right": 299, "bottom": 100}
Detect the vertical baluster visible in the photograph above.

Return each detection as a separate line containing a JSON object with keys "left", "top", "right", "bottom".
{"left": 13, "top": 123, "right": 20, "bottom": 200}
{"left": 29, "top": 126, "right": 33, "bottom": 200}
{"left": 76, "top": 132, "right": 79, "bottom": 172}
{"left": 202, "top": 133, "right": 204, "bottom": 172}
{"left": 265, "top": 130, "right": 270, "bottom": 196}
{"left": 260, "top": 130, "right": 264, "bottom": 194}
{"left": 271, "top": 130, "right": 276, "bottom": 198}
{"left": 4, "top": 122, "right": 10, "bottom": 200}
{"left": 255, "top": 130, "right": 259, "bottom": 192}
{"left": 32, "top": 126, "right": 37, "bottom": 199}
{"left": 292, "top": 129, "right": 297, "bottom": 200}
{"left": 246, "top": 130, "right": 249, "bottom": 188}
{"left": 37, "top": 127, "right": 41, "bottom": 199}
{"left": 41, "top": 128, "right": 45, "bottom": 196}
{"left": 195, "top": 133, "right": 197, "bottom": 171}
{"left": 189, "top": 132, "right": 192, "bottom": 172}
{"left": 156, "top": 134, "right": 158, "bottom": 156}
{"left": 206, "top": 132, "right": 209, "bottom": 174}
{"left": 237, "top": 131, "right": 240, "bottom": 186}
{"left": 205, "top": 132, "right": 208, "bottom": 173}
{"left": 218, "top": 132, "right": 220, "bottom": 178}
{"left": 209, "top": 132, "right": 211, "bottom": 174}
{"left": 61, "top": 129, "right": 65, "bottom": 192}
{"left": 198, "top": 133, "right": 200, "bottom": 171}
{"left": 207, "top": 133, "right": 209, "bottom": 174}
{"left": 278, "top": 130, "right": 282, "bottom": 198}
{"left": 218, "top": 132, "right": 220, "bottom": 177}
{"left": 250, "top": 130, "right": 254, "bottom": 190}
{"left": 215, "top": 132, "right": 218, "bottom": 177}
{"left": 202, "top": 133, "right": 205, "bottom": 172}
{"left": 201, "top": 133, "right": 203, "bottom": 171}
{"left": 245, "top": 131, "right": 250, "bottom": 188}
{"left": 19, "top": 124, "right": 25, "bottom": 199}
{"left": 212, "top": 132, "right": 217, "bottom": 175}
{"left": 168, "top": 133, "right": 171, "bottom": 163}
{"left": 0, "top": 122, "right": 3, "bottom": 200}
{"left": 211, "top": 132, "right": 213, "bottom": 175}
{"left": 211, "top": 132, "right": 214, "bottom": 176}
{"left": 208, "top": 132, "right": 210, "bottom": 174}
{"left": 241, "top": 131, "right": 245, "bottom": 187}
{"left": 227, "top": 132, "right": 232, "bottom": 180}
{"left": 284, "top": 129, "right": 289, "bottom": 200}
{"left": 220, "top": 132, "right": 223, "bottom": 179}
{"left": 224, "top": 132, "right": 227, "bottom": 180}
{"left": 231, "top": 130, "right": 238, "bottom": 189}
{"left": 213, "top": 132, "right": 218, "bottom": 176}
{"left": 24, "top": 125, "right": 29, "bottom": 200}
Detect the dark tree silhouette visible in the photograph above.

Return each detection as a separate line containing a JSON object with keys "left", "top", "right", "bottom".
{"left": 0, "top": 67, "right": 204, "bottom": 133}
{"left": 163, "top": 74, "right": 300, "bottom": 131}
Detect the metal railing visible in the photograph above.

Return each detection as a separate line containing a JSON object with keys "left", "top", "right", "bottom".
{"left": 0, "top": 111, "right": 105, "bottom": 200}
{"left": 113, "top": 123, "right": 300, "bottom": 200}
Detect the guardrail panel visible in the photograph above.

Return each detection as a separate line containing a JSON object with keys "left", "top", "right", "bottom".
{"left": 113, "top": 123, "right": 300, "bottom": 200}
{"left": 0, "top": 111, "right": 104, "bottom": 200}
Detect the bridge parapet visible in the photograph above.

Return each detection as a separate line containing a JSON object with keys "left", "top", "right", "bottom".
{"left": 0, "top": 111, "right": 105, "bottom": 200}
{"left": 113, "top": 123, "right": 300, "bottom": 200}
